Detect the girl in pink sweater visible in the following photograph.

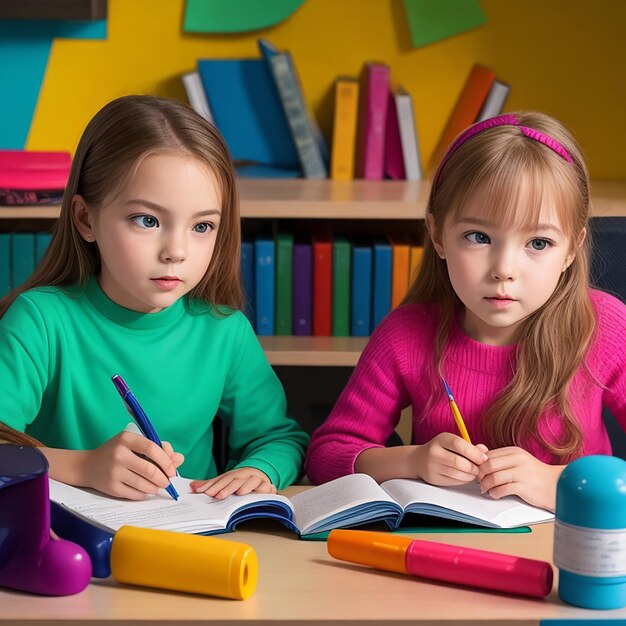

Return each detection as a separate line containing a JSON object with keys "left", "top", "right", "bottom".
{"left": 306, "top": 112, "right": 625, "bottom": 512}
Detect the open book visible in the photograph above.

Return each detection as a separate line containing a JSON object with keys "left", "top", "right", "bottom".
{"left": 49, "top": 473, "right": 554, "bottom": 538}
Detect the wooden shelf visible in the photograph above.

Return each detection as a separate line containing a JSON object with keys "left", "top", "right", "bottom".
{"left": 258, "top": 335, "right": 367, "bottom": 366}
{"left": 2, "top": 179, "right": 625, "bottom": 220}
{"left": 2, "top": 179, "right": 624, "bottom": 367}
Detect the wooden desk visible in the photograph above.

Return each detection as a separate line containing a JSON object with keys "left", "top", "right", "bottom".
{"left": 2, "top": 488, "right": 625, "bottom": 625}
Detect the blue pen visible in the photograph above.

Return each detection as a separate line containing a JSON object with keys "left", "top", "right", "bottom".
{"left": 111, "top": 374, "right": 179, "bottom": 501}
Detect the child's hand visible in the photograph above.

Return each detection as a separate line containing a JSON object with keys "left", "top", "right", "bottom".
{"left": 413, "top": 433, "right": 488, "bottom": 486}
{"left": 81, "top": 431, "right": 184, "bottom": 500}
{"left": 190, "top": 468, "right": 277, "bottom": 500}
{"left": 477, "top": 446, "right": 565, "bottom": 512}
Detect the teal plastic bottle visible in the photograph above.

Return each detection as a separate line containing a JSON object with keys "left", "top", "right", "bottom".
{"left": 554, "top": 455, "right": 626, "bottom": 609}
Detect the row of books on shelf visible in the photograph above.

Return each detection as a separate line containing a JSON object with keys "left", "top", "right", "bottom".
{"left": 242, "top": 232, "right": 423, "bottom": 337}
{"left": 182, "top": 36, "right": 510, "bottom": 182}
{"left": 0, "top": 232, "right": 51, "bottom": 296}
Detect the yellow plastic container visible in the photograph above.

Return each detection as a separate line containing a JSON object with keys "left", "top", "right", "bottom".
{"left": 110, "top": 525, "right": 258, "bottom": 599}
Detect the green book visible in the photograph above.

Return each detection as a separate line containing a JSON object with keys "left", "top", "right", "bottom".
{"left": 0, "top": 233, "right": 10, "bottom": 296}
{"left": 11, "top": 233, "right": 35, "bottom": 288}
{"left": 275, "top": 231, "right": 293, "bottom": 335}
{"left": 332, "top": 235, "right": 351, "bottom": 336}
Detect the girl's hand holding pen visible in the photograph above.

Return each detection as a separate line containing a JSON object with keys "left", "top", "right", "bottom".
{"left": 413, "top": 433, "right": 489, "bottom": 487}
{"left": 190, "top": 467, "right": 277, "bottom": 500}
{"left": 81, "top": 431, "right": 184, "bottom": 500}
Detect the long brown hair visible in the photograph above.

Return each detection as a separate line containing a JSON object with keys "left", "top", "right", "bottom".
{"left": 404, "top": 111, "right": 596, "bottom": 459}
{"left": 0, "top": 95, "right": 242, "bottom": 318}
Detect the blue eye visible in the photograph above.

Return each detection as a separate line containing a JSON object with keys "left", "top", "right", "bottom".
{"left": 529, "top": 238, "right": 551, "bottom": 251}
{"left": 193, "top": 222, "right": 212, "bottom": 234}
{"left": 132, "top": 215, "right": 159, "bottom": 229}
{"left": 466, "top": 231, "right": 490, "bottom": 244}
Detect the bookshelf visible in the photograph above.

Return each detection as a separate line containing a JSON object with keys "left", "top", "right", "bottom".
{"left": 2, "top": 179, "right": 625, "bottom": 366}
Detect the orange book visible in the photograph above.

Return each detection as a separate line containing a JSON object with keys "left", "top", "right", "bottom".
{"left": 431, "top": 64, "right": 496, "bottom": 168}
{"left": 331, "top": 77, "right": 359, "bottom": 180}
{"left": 409, "top": 244, "right": 424, "bottom": 283}
{"left": 389, "top": 235, "right": 410, "bottom": 308}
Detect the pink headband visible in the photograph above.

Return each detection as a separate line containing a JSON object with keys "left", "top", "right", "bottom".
{"left": 432, "top": 114, "right": 573, "bottom": 192}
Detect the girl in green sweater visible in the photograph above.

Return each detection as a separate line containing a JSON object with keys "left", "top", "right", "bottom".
{"left": 0, "top": 95, "right": 308, "bottom": 500}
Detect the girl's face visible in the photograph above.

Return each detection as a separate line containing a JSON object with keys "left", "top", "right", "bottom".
{"left": 78, "top": 153, "right": 221, "bottom": 313}
{"left": 429, "top": 191, "right": 578, "bottom": 346}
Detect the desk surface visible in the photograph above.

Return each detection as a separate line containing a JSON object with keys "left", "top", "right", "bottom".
{"left": 2, "top": 487, "right": 625, "bottom": 625}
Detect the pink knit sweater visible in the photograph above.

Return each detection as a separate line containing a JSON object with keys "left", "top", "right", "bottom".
{"left": 305, "top": 289, "right": 626, "bottom": 485}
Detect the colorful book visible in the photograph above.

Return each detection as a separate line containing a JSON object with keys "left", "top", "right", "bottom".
{"left": 275, "top": 231, "right": 294, "bottom": 336}
{"left": 384, "top": 91, "right": 405, "bottom": 180}
{"left": 431, "top": 64, "right": 496, "bottom": 166}
{"left": 332, "top": 235, "right": 351, "bottom": 337}
{"left": 0, "top": 190, "right": 63, "bottom": 206}
{"left": 196, "top": 58, "right": 300, "bottom": 174}
{"left": 330, "top": 77, "right": 359, "bottom": 180}
{"left": 0, "top": 169, "right": 69, "bottom": 190}
{"left": 240, "top": 239, "right": 255, "bottom": 328}
{"left": 372, "top": 237, "right": 392, "bottom": 330}
{"left": 351, "top": 240, "right": 372, "bottom": 336}
{"left": 476, "top": 79, "right": 511, "bottom": 122}
{"left": 254, "top": 235, "right": 275, "bottom": 336}
{"left": 293, "top": 239, "right": 312, "bottom": 336}
{"left": 313, "top": 231, "right": 333, "bottom": 336}
{"left": 11, "top": 233, "right": 35, "bottom": 288}
{"left": 409, "top": 244, "right": 424, "bottom": 284}
{"left": 0, "top": 150, "right": 71, "bottom": 170}
{"left": 0, "top": 233, "right": 10, "bottom": 296}
{"left": 356, "top": 62, "right": 390, "bottom": 180}
{"left": 394, "top": 87, "right": 423, "bottom": 181}
{"left": 389, "top": 235, "right": 410, "bottom": 309}
{"left": 181, "top": 71, "right": 214, "bottom": 124}
{"left": 259, "top": 39, "right": 328, "bottom": 179}
{"left": 34, "top": 232, "right": 52, "bottom": 266}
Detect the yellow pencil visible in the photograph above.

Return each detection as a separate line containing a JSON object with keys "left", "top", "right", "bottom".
{"left": 442, "top": 378, "right": 472, "bottom": 444}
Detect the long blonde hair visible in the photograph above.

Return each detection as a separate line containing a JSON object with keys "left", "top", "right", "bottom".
{"left": 0, "top": 95, "right": 242, "bottom": 318}
{"left": 404, "top": 111, "right": 596, "bottom": 459}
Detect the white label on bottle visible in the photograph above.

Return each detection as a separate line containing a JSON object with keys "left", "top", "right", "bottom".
{"left": 554, "top": 520, "right": 626, "bottom": 577}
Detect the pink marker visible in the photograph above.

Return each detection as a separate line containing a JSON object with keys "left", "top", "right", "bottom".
{"left": 327, "top": 530, "right": 553, "bottom": 598}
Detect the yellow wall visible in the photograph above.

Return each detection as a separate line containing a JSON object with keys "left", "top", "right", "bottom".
{"left": 28, "top": 0, "right": 626, "bottom": 179}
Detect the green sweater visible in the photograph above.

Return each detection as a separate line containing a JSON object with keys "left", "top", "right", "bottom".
{"left": 0, "top": 278, "right": 308, "bottom": 487}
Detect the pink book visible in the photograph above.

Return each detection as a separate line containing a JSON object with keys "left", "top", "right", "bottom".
{"left": 0, "top": 150, "right": 71, "bottom": 171}
{"left": 384, "top": 91, "right": 405, "bottom": 180}
{"left": 0, "top": 168, "right": 69, "bottom": 190}
{"left": 356, "top": 63, "right": 390, "bottom": 180}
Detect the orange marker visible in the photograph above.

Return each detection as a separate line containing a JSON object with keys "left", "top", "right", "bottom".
{"left": 328, "top": 529, "right": 553, "bottom": 598}
{"left": 442, "top": 377, "right": 472, "bottom": 443}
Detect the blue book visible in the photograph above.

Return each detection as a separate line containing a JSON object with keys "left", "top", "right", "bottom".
{"left": 11, "top": 233, "right": 35, "bottom": 288}
{"left": 0, "top": 233, "right": 10, "bottom": 296}
{"left": 254, "top": 235, "right": 275, "bottom": 336}
{"left": 292, "top": 239, "right": 312, "bottom": 336}
{"left": 197, "top": 58, "right": 301, "bottom": 174}
{"left": 35, "top": 232, "right": 52, "bottom": 266}
{"left": 351, "top": 241, "right": 372, "bottom": 337}
{"left": 258, "top": 39, "right": 329, "bottom": 179}
{"left": 372, "top": 237, "right": 392, "bottom": 330}
{"left": 241, "top": 239, "right": 255, "bottom": 328}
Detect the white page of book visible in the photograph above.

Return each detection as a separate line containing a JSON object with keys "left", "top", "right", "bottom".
{"left": 290, "top": 473, "right": 398, "bottom": 534}
{"left": 49, "top": 476, "right": 293, "bottom": 534}
{"left": 380, "top": 478, "right": 554, "bottom": 528}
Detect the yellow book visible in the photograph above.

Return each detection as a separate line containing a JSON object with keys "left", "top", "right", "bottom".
{"left": 409, "top": 244, "right": 424, "bottom": 283}
{"left": 331, "top": 77, "right": 359, "bottom": 180}
{"left": 389, "top": 235, "right": 410, "bottom": 308}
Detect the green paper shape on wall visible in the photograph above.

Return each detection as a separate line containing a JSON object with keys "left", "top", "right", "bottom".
{"left": 402, "top": 0, "right": 486, "bottom": 48}
{"left": 184, "top": 0, "right": 306, "bottom": 33}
